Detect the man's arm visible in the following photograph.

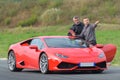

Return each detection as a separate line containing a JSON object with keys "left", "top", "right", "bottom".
{"left": 93, "top": 20, "right": 99, "bottom": 28}
{"left": 68, "top": 30, "right": 77, "bottom": 39}
{"left": 67, "top": 25, "right": 76, "bottom": 36}
{"left": 95, "top": 20, "right": 99, "bottom": 25}
{"left": 68, "top": 30, "right": 75, "bottom": 36}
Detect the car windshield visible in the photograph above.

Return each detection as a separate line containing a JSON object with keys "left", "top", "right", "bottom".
{"left": 44, "top": 38, "right": 88, "bottom": 48}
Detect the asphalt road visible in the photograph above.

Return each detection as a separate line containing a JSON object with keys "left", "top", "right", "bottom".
{"left": 0, "top": 60, "right": 120, "bottom": 80}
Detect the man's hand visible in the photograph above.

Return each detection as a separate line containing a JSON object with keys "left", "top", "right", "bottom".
{"left": 68, "top": 36, "right": 76, "bottom": 40}
{"left": 69, "top": 30, "right": 76, "bottom": 36}
{"left": 95, "top": 20, "right": 99, "bottom": 25}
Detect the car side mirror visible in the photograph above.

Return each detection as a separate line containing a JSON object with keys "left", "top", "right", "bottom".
{"left": 29, "top": 45, "right": 40, "bottom": 51}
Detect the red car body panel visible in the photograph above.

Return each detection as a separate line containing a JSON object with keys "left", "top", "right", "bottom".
{"left": 8, "top": 36, "right": 117, "bottom": 71}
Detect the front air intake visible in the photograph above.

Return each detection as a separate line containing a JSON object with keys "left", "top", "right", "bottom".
{"left": 57, "top": 62, "right": 77, "bottom": 69}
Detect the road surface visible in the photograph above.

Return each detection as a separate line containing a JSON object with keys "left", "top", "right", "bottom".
{"left": 0, "top": 60, "right": 120, "bottom": 80}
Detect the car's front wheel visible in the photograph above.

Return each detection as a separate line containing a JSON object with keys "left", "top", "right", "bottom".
{"left": 40, "top": 53, "right": 49, "bottom": 74}
{"left": 8, "top": 51, "right": 23, "bottom": 72}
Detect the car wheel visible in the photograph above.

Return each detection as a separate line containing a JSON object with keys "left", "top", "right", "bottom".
{"left": 8, "top": 51, "right": 23, "bottom": 72}
{"left": 40, "top": 53, "right": 49, "bottom": 74}
{"left": 92, "top": 70, "right": 104, "bottom": 73}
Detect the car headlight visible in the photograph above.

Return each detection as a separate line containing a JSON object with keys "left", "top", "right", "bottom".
{"left": 55, "top": 53, "right": 69, "bottom": 58}
{"left": 98, "top": 53, "right": 105, "bottom": 58}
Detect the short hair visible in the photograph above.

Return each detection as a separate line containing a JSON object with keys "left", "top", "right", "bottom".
{"left": 73, "top": 16, "right": 79, "bottom": 20}
{"left": 83, "top": 17, "right": 89, "bottom": 20}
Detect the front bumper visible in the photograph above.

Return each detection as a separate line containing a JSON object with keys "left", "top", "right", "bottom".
{"left": 57, "top": 61, "right": 106, "bottom": 71}
{"left": 48, "top": 57, "right": 107, "bottom": 71}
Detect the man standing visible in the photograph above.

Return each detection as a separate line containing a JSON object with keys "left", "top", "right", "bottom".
{"left": 80, "top": 18, "right": 99, "bottom": 45}
{"left": 68, "top": 16, "right": 84, "bottom": 36}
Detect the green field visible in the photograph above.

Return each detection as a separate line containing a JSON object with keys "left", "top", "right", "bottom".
{"left": 0, "top": 23, "right": 120, "bottom": 66}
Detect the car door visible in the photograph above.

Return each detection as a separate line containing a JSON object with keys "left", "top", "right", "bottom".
{"left": 23, "top": 38, "right": 45, "bottom": 69}
{"left": 99, "top": 44, "right": 117, "bottom": 62}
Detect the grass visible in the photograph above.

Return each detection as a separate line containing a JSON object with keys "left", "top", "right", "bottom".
{"left": 0, "top": 25, "right": 70, "bottom": 57}
{"left": 0, "top": 23, "right": 120, "bottom": 66}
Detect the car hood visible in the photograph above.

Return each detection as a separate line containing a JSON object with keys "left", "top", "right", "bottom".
{"left": 46, "top": 47, "right": 103, "bottom": 57}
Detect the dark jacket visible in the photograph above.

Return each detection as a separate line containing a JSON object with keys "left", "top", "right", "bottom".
{"left": 68, "top": 22, "right": 84, "bottom": 36}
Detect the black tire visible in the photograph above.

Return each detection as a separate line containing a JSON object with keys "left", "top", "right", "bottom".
{"left": 8, "top": 51, "right": 23, "bottom": 72}
{"left": 39, "top": 53, "right": 49, "bottom": 74}
{"left": 92, "top": 70, "right": 104, "bottom": 73}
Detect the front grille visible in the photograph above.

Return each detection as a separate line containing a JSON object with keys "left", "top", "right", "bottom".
{"left": 57, "top": 62, "right": 77, "bottom": 69}
{"left": 96, "top": 61, "right": 106, "bottom": 68}
{"left": 57, "top": 61, "right": 106, "bottom": 69}
{"left": 77, "top": 61, "right": 106, "bottom": 69}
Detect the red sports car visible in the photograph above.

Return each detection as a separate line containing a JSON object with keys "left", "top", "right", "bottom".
{"left": 7, "top": 36, "right": 117, "bottom": 74}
